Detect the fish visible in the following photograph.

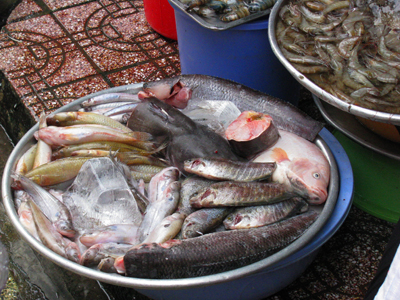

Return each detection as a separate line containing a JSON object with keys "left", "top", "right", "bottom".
{"left": 32, "top": 113, "right": 52, "bottom": 169}
{"left": 124, "top": 210, "right": 318, "bottom": 279}
{"left": 46, "top": 111, "right": 132, "bottom": 133}
{"left": 79, "top": 224, "right": 140, "bottom": 247}
{"left": 253, "top": 130, "right": 330, "bottom": 204}
{"left": 36, "top": 124, "right": 153, "bottom": 148}
{"left": 147, "top": 167, "right": 181, "bottom": 204}
{"left": 18, "top": 157, "right": 92, "bottom": 187}
{"left": 28, "top": 199, "right": 81, "bottom": 263}
{"left": 127, "top": 97, "right": 240, "bottom": 171}
{"left": 80, "top": 92, "right": 140, "bottom": 107}
{"left": 80, "top": 242, "right": 132, "bottom": 267}
{"left": 141, "top": 212, "right": 186, "bottom": 244}
{"left": 189, "top": 181, "right": 295, "bottom": 208}
{"left": 178, "top": 176, "right": 214, "bottom": 216}
{"left": 181, "top": 207, "right": 233, "bottom": 239}
{"left": 140, "top": 75, "right": 324, "bottom": 141}
{"left": 225, "top": 111, "right": 280, "bottom": 158}
{"left": 183, "top": 157, "right": 276, "bottom": 182}
{"left": 139, "top": 77, "right": 192, "bottom": 109}
{"left": 13, "top": 174, "right": 76, "bottom": 237}
{"left": 16, "top": 194, "right": 40, "bottom": 240}
{"left": 138, "top": 181, "right": 181, "bottom": 242}
{"left": 223, "top": 197, "right": 308, "bottom": 229}
{"left": 14, "top": 144, "right": 37, "bottom": 175}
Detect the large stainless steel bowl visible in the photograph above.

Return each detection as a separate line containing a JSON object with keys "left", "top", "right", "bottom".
{"left": 2, "top": 82, "right": 348, "bottom": 299}
{"left": 268, "top": 0, "right": 400, "bottom": 126}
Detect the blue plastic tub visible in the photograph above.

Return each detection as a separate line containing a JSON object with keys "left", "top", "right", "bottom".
{"left": 169, "top": 5, "right": 300, "bottom": 105}
{"left": 135, "top": 128, "right": 354, "bottom": 300}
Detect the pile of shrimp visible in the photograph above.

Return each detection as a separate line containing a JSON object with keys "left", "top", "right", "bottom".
{"left": 276, "top": 0, "right": 400, "bottom": 113}
{"left": 181, "top": 0, "right": 276, "bottom": 22}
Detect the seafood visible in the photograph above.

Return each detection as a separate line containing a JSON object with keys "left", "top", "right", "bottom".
{"left": 225, "top": 110, "right": 280, "bottom": 158}
{"left": 21, "top": 157, "right": 92, "bottom": 187}
{"left": 127, "top": 97, "right": 239, "bottom": 171}
{"left": 80, "top": 93, "right": 140, "bottom": 108}
{"left": 46, "top": 111, "right": 132, "bottom": 133}
{"left": 141, "top": 212, "right": 186, "bottom": 244}
{"left": 124, "top": 210, "right": 318, "bottom": 279}
{"left": 220, "top": 5, "right": 250, "bottom": 22}
{"left": 181, "top": 207, "right": 233, "bottom": 238}
{"left": 184, "top": 157, "right": 276, "bottom": 182}
{"left": 14, "top": 174, "right": 76, "bottom": 238}
{"left": 28, "top": 200, "right": 81, "bottom": 263}
{"left": 277, "top": 0, "right": 400, "bottom": 113}
{"left": 140, "top": 75, "right": 324, "bottom": 141}
{"left": 80, "top": 242, "right": 132, "bottom": 267}
{"left": 178, "top": 176, "right": 214, "bottom": 216}
{"left": 189, "top": 181, "right": 295, "bottom": 207}
{"left": 248, "top": 0, "right": 276, "bottom": 13}
{"left": 33, "top": 113, "right": 52, "bottom": 169}
{"left": 254, "top": 130, "right": 330, "bottom": 205}
{"left": 36, "top": 124, "right": 153, "bottom": 148}
{"left": 223, "top": 197, "right": 308, "bottom": 229}
{"left": 15, "top": 144, "right": 37, "bottom": 175}
{"left": 79, "top": 224, "right": 140, "bottom": 247}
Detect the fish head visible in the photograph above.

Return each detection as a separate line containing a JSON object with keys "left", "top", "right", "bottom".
{"left": 287, "top": 157, "right": 330, "bottom": 205}
{"left": 55, "top": 220, "right": 76, "bottom": 238}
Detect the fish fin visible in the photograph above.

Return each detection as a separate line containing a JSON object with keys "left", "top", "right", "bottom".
{"left": 271, "top": 148, "right": 290, "bottom": 163}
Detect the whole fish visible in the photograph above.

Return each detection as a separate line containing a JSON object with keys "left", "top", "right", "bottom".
{"left": 46, "top": 111, "right": 132, "bottom": 133}
{"left": 184, "top": 157, "right": 276, "bottom": 182}
{"left": 79, "top": 224, "right": 140, "bottom": 247}
{"left": 16, "top": 195, "right": 40, "bottom": 240}
{"left": 14, "top": 144, "right": 37, "bottom": 175}
{"left": 253, "top": 130, "right": 330, "bottom": 205}
{"left": 147, "top": 167, "right": 181, "bottom": 204}
{"left": 139, "top": 181, "right": 181, "bottom": 242}
{"left": 124, "top": 210, "right": 318, "bottom": 279}
{"left": 28, "top": 200, "right": 81, "bottom": 263}
{"left": 36, "top": 124, "right": 153, "bottom": 147}
{"left": 81, "top": 92, "right": 140, "bottom": 107}
{"left": 141, "top": 212, "right": 186, "bottom": 244}
{"left": 223, "top": 197, "right": 308, "bottom": 229}
{"left": 33, "top": 113, "right": 52, "bottom": 169}
{"left": 140, "top": 75, "right": 324, "bottom": 141}
{"left": 18, "top": 157, "right": 92, "bottom": 187}
{"left": 127, "top": 97, "right": 239, "bottom": 171}
{"left": 178, "top": 176, "right": 214, "bottom": 216}
{"left": 52, "top": 141, "right": 155, "bottom": 159}
{"left": 190, "top": 181, "right": 295, "bottom": 208}
{"left": 13, "top": 174, "right": 76, "bottom": 237}
{"left": 181, "top": 207, "right": 233, "bottom": 239}
{"left": 80, "top": 242, "right": 132, "bottom": 267}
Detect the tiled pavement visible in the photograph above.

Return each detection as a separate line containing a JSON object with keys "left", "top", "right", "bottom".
{"left": 0, "top": 1, "right": 397, "bottom": 299}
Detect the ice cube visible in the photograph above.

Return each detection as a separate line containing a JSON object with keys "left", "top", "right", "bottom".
{"left": 63, "top": 157, "right": 143, "bottom": 230}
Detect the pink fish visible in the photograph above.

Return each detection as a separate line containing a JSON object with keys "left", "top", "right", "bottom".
{"left": 253, "top": 130, "right": 330, "bottom": 205}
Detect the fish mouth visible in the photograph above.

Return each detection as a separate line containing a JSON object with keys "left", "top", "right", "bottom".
{"left": 288, "top": 176, "right": 327, "bottom": 205}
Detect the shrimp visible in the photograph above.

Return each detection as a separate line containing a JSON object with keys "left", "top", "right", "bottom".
{"left": 298, "top": 5, "right": 325, "bottom": 23}
{"left": 291, "top": 63, "right": 330, "bottom": 74}
{"left": 337, "top": 37, "right": 361, "bottom": 59}
{"left": 304, "top": 1, "right": 326, "bottom": 12}
{"left": 247, "top": 0, "right": 276, "bottom": 12}
{"left": 220, "top": 5, "right": 250, "bottom": 22}
{"left": 378, "top": 36, "right": 400, "bottom": 62}
{"left": 322, "top": 0, "right": 349, "bottom": 15}
{"left": 281, "top": 48, "right": 326, "bottom": 65}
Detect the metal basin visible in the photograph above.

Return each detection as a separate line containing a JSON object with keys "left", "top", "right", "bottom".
{"left": 268, "top": 0, "right": 400, "bottom": 126}
{"left": 1, "top": 83, "right": 352, "bottom": 299}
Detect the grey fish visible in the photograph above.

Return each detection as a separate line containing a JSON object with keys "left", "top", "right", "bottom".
{"left": 127, "top": 97, "right": 240, "bottom": 171}
{"left": 141, "top": 75, "right": 324, "bottom": 141}
{"left": 124, "top": 210, "right": 318, "bottom": 279}
{"left": 182, "top": 207, "right": 233, "bottom": 239}
{"left": 223, "top": 197, "right": 308, "bottom": 229}
{"left": 178, "top": 176, "right": 215, "bottom": 216}
{"left": 184, "top": 157, "right": 276, "bottom": 182}
{"left": 190, "top": 181, "right": 295, "bottom": 208}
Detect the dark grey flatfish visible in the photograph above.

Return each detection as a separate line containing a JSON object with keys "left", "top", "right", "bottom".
{"left": 124, "top": 210, "right": 318, "bottom": 279}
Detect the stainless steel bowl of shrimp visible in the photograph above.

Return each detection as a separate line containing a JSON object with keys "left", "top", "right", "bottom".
{"left": 268, "top": 0, "right": 400, "bottom": 125}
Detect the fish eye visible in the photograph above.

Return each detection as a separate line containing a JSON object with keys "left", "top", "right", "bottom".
{"left": 313, "top": 172, "right": 320, "bottom": 179}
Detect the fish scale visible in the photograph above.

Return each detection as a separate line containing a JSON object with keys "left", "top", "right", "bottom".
{"left": 124, "top": 210, "right": 318, "bottom": 279}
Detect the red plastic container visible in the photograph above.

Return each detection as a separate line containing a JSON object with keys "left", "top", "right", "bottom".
{"left": 143, "top": 0, "right": 178, "bottom": 40}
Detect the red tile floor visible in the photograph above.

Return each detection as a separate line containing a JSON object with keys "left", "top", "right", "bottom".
{"left": 0, "top": 1, "right": 397, "bottom": 299}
